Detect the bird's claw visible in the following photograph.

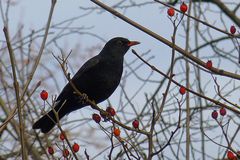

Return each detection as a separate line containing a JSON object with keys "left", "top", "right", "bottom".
{"left": 79, "top": 93, "right": 89, "bottom": 104}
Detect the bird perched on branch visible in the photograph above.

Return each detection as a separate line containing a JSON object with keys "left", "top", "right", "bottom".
{"left": 33, "top": 37, "right": 140, "bottom": 133}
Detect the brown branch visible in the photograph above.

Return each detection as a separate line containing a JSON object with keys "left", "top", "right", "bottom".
{"left": 3, "top": 27, "right": 27, "bottom": 160}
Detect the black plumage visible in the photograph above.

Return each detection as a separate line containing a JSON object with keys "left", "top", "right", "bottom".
{"left": 32, "top": 37, "right": 140, "bottom": 133}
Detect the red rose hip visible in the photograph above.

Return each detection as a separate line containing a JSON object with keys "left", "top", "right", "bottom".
{"left": 47, "top": 146, "right": 54, "bottom": 155}
{"left": 230, "top": 25, "right": 236, "bottom": 34}
{"left": 92, "top": 113, "right": 101, "bottom": 123}
{"left": 180, "top": 2, "right": 188, "bottom": 13}
{"left": 59, "top": 132, "right": 65, "bottom": 141}
{"left": 219, "top": 107, "right": 226, "bottom": 116}
{"left": 167, "top": 8, "right": 175, "bottom": 17}
{"left": 132, "top": 119, "right": 139, "bottom": 129}
{"left": 63, "top": 149, "right": 69, "bottom": 157}
{"left": 106, "top": 106, "right": 116, "bottom": 116}
{"left": 72, "top": 143, "right": 80, "bottom": 152}
{"left": 113, "top": 128, "right": 121, "bottom": 136}
{"left": 206, "top": 60, "right": 212, "bottom": 69}
{"left": 227, "top": 150, "right": 236, "bottom": 160}
{"left": 40, "top": 90, "right": 48, "bottom": 100}
{"left": 179, "top": 86, "right": 186, "bottom": 95}
{"left": 211, "top": 110, "right": 218, "bottom": 119}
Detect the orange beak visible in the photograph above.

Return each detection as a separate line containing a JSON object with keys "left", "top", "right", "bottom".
{"left": 127, "top": 41, "right": 140, "bottom": 47}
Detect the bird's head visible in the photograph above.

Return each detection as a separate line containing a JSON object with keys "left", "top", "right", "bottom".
{"left": 101, "top": 37, "right": 140, "bottom": 57}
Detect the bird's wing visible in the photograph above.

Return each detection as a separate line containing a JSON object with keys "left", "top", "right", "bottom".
{"left": 56, "top": 55, "right": 100, "bottom": 101}
{"left": 71, "top": 55, "right": 100, "bottom": 81}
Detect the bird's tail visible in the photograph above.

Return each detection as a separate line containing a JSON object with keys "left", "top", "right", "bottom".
{"left": 32, "top": 110, "right": 58, "bottom": 133}
{"left": 32, "top": 103, "right": 67, "bottom": 133}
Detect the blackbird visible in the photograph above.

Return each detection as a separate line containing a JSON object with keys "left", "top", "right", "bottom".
{"left": 33, "top": 37, "right": 140, "bottom": 133}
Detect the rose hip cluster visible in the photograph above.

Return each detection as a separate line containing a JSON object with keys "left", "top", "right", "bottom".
{"left": 167, "top": 2, "right": 188, "bottom": 17}
{"left": 47, "top": 132, "right": 80, "bottom": 158}
{"left": 40, "top": 91, "right": 79, "bottom": 157}
{"left": 92, "top": 106, "right": 140, "bottom": 138}
{"left": 211, "top": 108, "right": 239, "bottom": 159}
{"left": 211, "top": 107, "right": 227, "bottom": 119}
{"left": 92, "top": 106, "right": 116, "bottom": 123}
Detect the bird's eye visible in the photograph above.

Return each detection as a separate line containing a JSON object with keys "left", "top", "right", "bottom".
{"left": 116, "top": 40, "right": 123, "bottom": 46}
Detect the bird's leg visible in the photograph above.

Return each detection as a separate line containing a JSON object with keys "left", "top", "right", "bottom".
{"left": 81, "top": 93, "right": 88, "bottom": 101}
